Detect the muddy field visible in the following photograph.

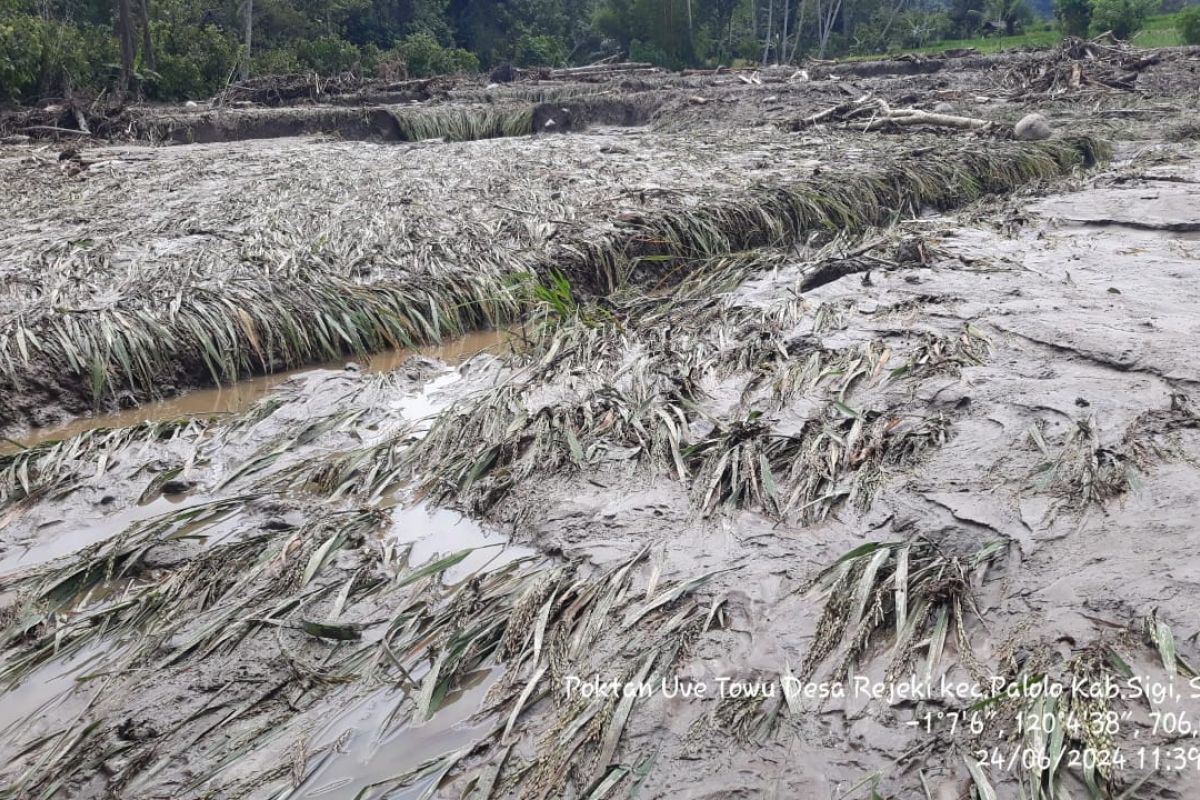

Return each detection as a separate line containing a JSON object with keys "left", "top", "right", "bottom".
{"left": 1, "top": 41, "right": 1200, "bottom": 800}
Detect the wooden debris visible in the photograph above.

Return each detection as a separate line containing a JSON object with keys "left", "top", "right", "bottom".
{"left": 789, "top": 95, "right": 992, "bottom": 134}
{"left": 1000, "top": 36, "right": 1162, "bottom": 96}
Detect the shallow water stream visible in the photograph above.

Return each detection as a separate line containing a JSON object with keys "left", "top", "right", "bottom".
{"left": 5, "top": 328, "right": 513, "bottom": 450}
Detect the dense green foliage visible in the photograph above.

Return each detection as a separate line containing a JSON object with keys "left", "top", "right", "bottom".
{"left": 1089, "top": 0, "right": 1156, "bottom": 35}
{"left": 1055, "top": 0, "right": 1093, "bottom": 34}
{"left": 0, "top": 0, "right": 1184, "bottom": 102}
{"left": 1177, "top": 2, "right": 1200, "bottom": 40}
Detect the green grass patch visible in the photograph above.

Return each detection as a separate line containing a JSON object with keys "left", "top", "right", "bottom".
{"left": 1132, "top": 12, "right": 1184, "bottom": 46}
{"left": 872, "top": 13, "right": 1180, "bottom": 58}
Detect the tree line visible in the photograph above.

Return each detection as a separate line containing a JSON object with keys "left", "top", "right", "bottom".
{"left": 0, "top": 0, "right": 1189, "bottom": 102}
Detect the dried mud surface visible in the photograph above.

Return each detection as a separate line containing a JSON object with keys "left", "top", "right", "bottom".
{"left": 1, "top": 45, "right": 1199, "bottom": 800}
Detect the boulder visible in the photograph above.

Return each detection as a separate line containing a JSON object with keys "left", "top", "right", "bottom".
{"left": 1014, "top": 113, "right": 1052, "bottom": 141}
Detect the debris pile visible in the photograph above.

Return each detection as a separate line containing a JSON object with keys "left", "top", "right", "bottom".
{"left": 1000, "top": 35, "right": 1166, "bottom": 95}
{"left": 217, "top": 71, "right": 440, "bottom": 107}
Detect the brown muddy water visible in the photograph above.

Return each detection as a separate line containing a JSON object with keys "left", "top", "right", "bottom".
{"left": 0, "top": 328, "right": 520, "bottom": 577}
{"left": 4, "top": 328, "right": 514, "bottom": 450}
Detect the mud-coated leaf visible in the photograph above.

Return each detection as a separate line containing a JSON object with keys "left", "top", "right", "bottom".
{"left": 963, "top": 756, "right": 998, "bottom": 800}
{"left": 584, "top": 767, "right": 630, "bottom": 800}
{"left": 299, "top": 619, "right": 362, "bottom": 641}
{"left": 1148, "top": 610, "right": 1178, "bottom": 677}
{"left": 395, "top": 549, "right": 474, "bottom": 588}
{"left": 622, "top": 568, "right": 727, "bottom": 630}
{"left": 598, "top": 650, "right": 657, "bottom": 767}
{"left": 302, "top": 532, "right": 344, "bottom": 586}
{"left": 503, "top": 665, "right": 546, "bottom": 741}
{"left": 894, "top": 543, "right": 910, "bottom": 637}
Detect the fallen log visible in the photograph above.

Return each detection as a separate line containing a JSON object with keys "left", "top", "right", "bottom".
{"left": 860, "top": 108, "right": 991, "bottom": 131}
{"left": 546, "top": 62, "right": 656, "bottom": 79}
{"left": 790, "top": 96, "right": 992, "bottom": 134}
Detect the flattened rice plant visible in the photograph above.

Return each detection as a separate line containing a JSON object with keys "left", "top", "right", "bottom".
{"left": 800, "top": 537, "right": 1005, "bottom": 682}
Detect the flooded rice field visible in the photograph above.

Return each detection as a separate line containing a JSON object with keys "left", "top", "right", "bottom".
{"left": 1, "top": 41, "right": 1200, "bottom": 800}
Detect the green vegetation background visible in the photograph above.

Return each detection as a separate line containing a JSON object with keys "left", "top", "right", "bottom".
{"left": 0, "top": 0, "right": 1194, "bottom": 103}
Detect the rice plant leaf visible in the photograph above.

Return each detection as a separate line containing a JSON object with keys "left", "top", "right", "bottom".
{"left": 894, "top": 543, "right": 910, "bottom": 637}
{"left": 532, "top": 595, "right": 554, "bottom": 667}
{"left": 469, "top": 744, "right": 512, "bottom": 800}
{"left": 818, "top": 541, "right": 901, "bottom": 580}
{"left": 299, "top": 620, "right": 362, "bottom": 641}
{"left": 138, "top": 466, "right": 183, "bottom": 505}
{"left": 782, "top": 662, "right": 802, "bottom": 716}
{"left": 758, "top": 453, "right": 779, "bottom": 508}
{"left": 923, "top": 605, "right": 950, "bottom": 687}
{"left": 565, "top": 428, "right": 585, "bottom": 465}
{"left": 963, "top": 756, "right": 998, "bottom": 800}
{"left": 1105, "top": 648, "right": 1134, "bottom": 679}
{"left": 416, "top": 650, "right": 450, "bottom": 721}
{"left": 1027, "top": 424, "right": 1050, "bottom": 456}
{"left": 503, "top": 664, "right": 546, "bottom": 741}
{"left": 622, "top": 569, "right": 726, "bottom": 630}
{"left": 330, "top": 574, "right": 357, "bottom": 620}
{"left": 302, "top": 532, "right": 344, "bottom": 586}
{"left": 584, "top": 767, "right": 630, "bottom": 800}
{"left": 598, "top": 649, "right": 657, "bottom": 768}
{"left": 1148, "top": 611, "right": 1178, "bottom": 677}
{"left": 1046, "top": 695, "right": 1066, "bottom": 779}
{"left": 700, "top": 452, "right": 729, "bottom": 512}
{"left": 702, "top": 594, "right": 725, "bottom": 633}
{"left": 832, "top": 401, "right": 861, "bottom": 419}
{"left": 849, "top": 547, "right": 891, "bottom": 630}
{"left": 395, "top": 549, "right": 474, "bottom": 589}
{"left": 416, "top": 747, "right": 470, "bottom": 800}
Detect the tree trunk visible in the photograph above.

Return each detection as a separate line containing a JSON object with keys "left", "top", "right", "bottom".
{"left": 139, "top": 0, "right": 155, "bottom": 72}
{"left": 817, "top": 0, "right": 842, "bottom": 58}
{"left": 241, "top": 0, "right": 253, "bottom": 80}
{"left": 761, "top": 0, "right": 774, "bottom": 65}
{"left": 116, "top": 0, "right": 135, "bottom": 99}
{"left": 779, "top": 0, "right": 789, "bottom": 65}
{"left": 788, "top": 0, "right": 809, "bottom": 62}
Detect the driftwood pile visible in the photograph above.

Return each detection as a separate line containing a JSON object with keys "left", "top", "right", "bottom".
{"left": 1001, "top": 36, "right": 1164, "bottom": 96}
{"left": 502, "top": 59, "right": 661, "bottom": 83}
{"left": 217, "top": 72, "right": 438, "bottom": 107}
{"left": 789, "top": 94, "right": 993, "bottom": 134}
{"left": 0, "top": 100, "right": 138, "bottom": 141}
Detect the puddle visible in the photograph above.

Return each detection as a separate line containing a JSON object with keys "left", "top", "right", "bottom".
{"left": 0, "top": 641, "right": 115, "bottom": 763}
{"left": 0, "top": 328, "right": 533, "bottom": 793}
{"left": 8, "top": 328, "right": 515, "bottom": 450}
{"left": 0, "top": 494, "right": 241, "bottom": 577}
{"left": 387, "top": 370, "right": 475, "bottom": 429}
{"left": 291, "top": 669, "right": 502, "bottom": 800}
{"left": 381, "top": 503, "right": 538, "bottom": 584}
{"left": 251, "top": 508, "right": 534, "bottom": 799}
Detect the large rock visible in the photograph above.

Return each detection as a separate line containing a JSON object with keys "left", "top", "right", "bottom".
{"left": 1014, "top": 113, "right": 1053, "bottom": 141}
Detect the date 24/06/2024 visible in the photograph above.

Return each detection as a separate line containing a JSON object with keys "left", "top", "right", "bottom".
{"left": 974, "top": 745, "right": 1200, "bottom": 774}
